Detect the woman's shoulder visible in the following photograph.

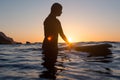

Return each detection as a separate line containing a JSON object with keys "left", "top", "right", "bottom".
{"left": 55, "top": 18, "right": 61, "bottom": 24}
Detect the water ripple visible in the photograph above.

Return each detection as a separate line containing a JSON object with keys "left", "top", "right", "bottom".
{"left": 0, "top": 42, "right": 120, "bottom": 80}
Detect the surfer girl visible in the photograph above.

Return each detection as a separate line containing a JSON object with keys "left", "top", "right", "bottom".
{"left": 42, "top": 3, "right": 70, "bottom": 69}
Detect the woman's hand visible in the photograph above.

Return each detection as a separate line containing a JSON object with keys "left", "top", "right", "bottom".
{"left": 66, "top": 42, "right": 73, "bottom": 51}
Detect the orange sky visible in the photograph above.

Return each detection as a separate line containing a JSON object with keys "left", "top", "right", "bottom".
{"left": 0, "top": 0, "right": 120, "bottom": 43}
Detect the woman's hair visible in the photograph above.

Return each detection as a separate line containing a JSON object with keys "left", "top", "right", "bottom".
{"left": 51, "top": 3, "right": 62, "bottom": 12}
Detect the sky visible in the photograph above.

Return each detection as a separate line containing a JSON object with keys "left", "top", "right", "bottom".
{"left": 0, "top": 0, "right": 120, "bottom": 43}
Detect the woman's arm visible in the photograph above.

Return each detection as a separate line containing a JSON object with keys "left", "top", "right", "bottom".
{"left": 58, "top": 21, "right": 69, "bottom": 44}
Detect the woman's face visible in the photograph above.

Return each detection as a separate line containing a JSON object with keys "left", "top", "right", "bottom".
{"left": 57, "top": 9, "right": 62, "bottom": 16}
{"left": 55, "top": 8, "right": 62, "bottom": 16}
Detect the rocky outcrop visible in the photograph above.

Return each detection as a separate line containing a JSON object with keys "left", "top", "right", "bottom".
{"left": 0, "top": 32, "right": 14, "bottom": 44}
{"left": 26, "top": 41, "right": 31, "bottom": 44}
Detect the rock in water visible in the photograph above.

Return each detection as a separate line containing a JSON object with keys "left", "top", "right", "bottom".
{"left": 74, "top": 44, "right": 112, "bottom": 57}
{"left": 26, "top": 41, "right": 31, "bottom": 44}
{"left": 0, "top": 32, "right": 14, "bottom": 44}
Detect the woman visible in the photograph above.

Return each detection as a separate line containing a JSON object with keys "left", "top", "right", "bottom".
{"left": 42, "top": 3, "right": 70, "bottom": 70}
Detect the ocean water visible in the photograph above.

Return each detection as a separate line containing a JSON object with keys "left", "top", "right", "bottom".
{"left": 0, "top": 42, "right": 120, "bottom": 80}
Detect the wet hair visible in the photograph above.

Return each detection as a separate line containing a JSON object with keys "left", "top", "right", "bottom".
{"left": 51, "top": 3, "right": 62, "bottom": 12}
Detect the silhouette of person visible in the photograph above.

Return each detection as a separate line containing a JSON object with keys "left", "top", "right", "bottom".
{"left": 41, "top": 3, "right": 70, "bottom": 78}
{"left": 42, "top": 3, "right": 69, "bottom": 51}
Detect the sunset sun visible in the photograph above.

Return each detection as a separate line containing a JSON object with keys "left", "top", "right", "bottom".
{"left": 68, "top": 37, "right": 73, "bottom": 43}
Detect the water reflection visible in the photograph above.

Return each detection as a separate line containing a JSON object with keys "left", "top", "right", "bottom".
{"left": 84, "top": 54, "right": 113, "bottom": 77}
{"left": 39, "top": 51, "right": 65, "bottom": 79}
{"left": 86, "top": 55, "right": 113, "bottom": 63}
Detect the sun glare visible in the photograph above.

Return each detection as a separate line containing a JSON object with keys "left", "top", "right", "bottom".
{"left": 68, "top": 37, "right": 73, "bottom": 43}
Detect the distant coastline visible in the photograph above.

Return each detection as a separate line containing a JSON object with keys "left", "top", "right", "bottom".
{"left": 0, "top": 32, "right": 22, "bottom": 44}
{"left": 0, "top": 32, "right": 119, "bottom": 45}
